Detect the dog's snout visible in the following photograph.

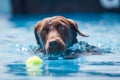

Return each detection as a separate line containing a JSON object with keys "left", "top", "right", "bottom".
{"left": 49, "top": 40, "right": 58, "bottom": 47}
{"left": 46, "top": 38, "right": 66, "bottom": 54}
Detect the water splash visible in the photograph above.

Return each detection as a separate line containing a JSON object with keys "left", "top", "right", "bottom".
{"left": 26, "top": 41, "right": 111, "bottom": 60}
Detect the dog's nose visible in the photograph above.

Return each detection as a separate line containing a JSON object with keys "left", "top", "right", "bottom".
{"left": 49, "top": 40, "right": 58, "bottom": 47}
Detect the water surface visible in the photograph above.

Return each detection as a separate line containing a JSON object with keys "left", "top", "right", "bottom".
{"left": 0, "top": 13, "right": 120, "bottom": 80}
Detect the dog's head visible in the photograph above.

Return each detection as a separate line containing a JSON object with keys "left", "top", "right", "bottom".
{"left": 34, "top": 16, "right": 88, "bottom": 55}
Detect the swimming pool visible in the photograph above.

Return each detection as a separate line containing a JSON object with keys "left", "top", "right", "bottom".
{"left": 0, "top": 13, "right": 120, "bottom": 80}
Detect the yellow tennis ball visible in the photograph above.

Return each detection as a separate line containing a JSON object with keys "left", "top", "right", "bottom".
{"left": 26, "top": 56, "right": 43, "bottom": 68}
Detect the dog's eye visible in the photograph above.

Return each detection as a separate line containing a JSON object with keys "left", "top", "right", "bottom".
{"left": 58, "top": 26, "right": 67, "bottom": 31}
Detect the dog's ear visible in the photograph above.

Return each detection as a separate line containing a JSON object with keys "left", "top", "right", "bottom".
{"left": 68, "top": 19, "right": 89, "bottom": 37}
{"left": 34, "top": 21, "right": 42, "bottom": 45}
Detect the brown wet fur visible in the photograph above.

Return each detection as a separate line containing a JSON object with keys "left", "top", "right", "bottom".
{"left": 34, "top": 16, "right": 88, "bottom": 54}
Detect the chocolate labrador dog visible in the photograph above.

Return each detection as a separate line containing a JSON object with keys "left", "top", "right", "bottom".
{"left": 34, "top": 16, "right": 88, "bottom": 56}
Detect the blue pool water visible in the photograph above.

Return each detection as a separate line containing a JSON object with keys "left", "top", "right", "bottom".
{"left": 0, "top": 13, "right": 120, "bottom": 80}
